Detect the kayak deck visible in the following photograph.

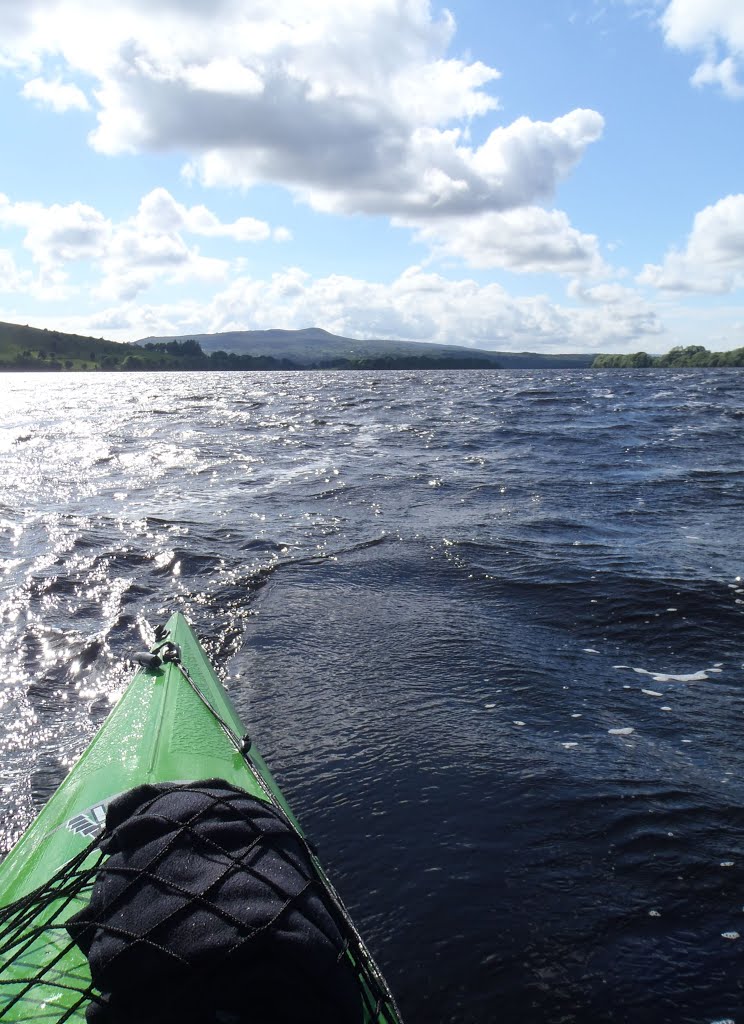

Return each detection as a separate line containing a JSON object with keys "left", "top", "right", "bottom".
{"left": 0, "top": 614, "right": 401, "bottom": 1023}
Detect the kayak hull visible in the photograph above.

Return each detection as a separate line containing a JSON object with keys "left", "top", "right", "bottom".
{"left": 0, "top": 614, "right": 400, "bottom": 1023}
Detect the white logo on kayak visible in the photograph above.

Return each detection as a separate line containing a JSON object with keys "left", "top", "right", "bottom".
{"left": 62, "top": 784, "right": 189, "bottom": 840}
{"left": 66, "top": 801, "right": 109, "bottom": 838}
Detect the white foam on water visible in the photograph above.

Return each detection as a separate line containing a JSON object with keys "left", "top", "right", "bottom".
{"left": 722, "top": 932, "right": 740, "bottom": 940}
{"left": 582, "top": 648, "right": 600, "bottom": 654}
{"left": 721, "top": 861, "right": 734, "bottom": 868}
{"left": 608, "top": 727, "right": 634, "bottom": 736}
{"left": 513, "top": 721, "right": 526, "bottom": 727}
{"left": 484, "top": 703, "right": 496, "bottom": 709}
{"left": 642, "top": 689, "right": 663, "bottom": 697}
{"left": 640, "top": 668, "right": 709, "bottom": 682}
{"left": 648, "top": 910, "right": 661, "bottom": 917}
{"left": 571, "top": 713, "right": 582, "bottom": 718}
{"left": 661, "top": 706, "right": 672, "bottom": 711}
{"left": 615, "top": 663, "right": 718, "bottom": 684}
{"left": 561, "top": 742, "right": 578, "bottom": 749}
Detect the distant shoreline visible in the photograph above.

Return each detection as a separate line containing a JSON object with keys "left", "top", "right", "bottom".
{"left": 1, "top": 319, "right": 742, "bottom": 371}
{"left": 0, "top": 319, "right": 589, "bottom": 371}
{"left": 4, "top": 362, "right": 744, "bottom": 373}
{"left": 592, "top": 346, "right": 744, "bottom": 368}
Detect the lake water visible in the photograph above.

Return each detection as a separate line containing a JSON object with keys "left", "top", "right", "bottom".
{"left": 1, "top": 369, "right": 743, "bottom": 1023}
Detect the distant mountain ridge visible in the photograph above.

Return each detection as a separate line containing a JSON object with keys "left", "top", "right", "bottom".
{"left": 137, "top": 327, "right": 597, "bottom": 369}
{"left": 0, "top": 319, "right": 601, "bottom": 371}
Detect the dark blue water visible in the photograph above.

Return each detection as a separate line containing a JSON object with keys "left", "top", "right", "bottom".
{"left": 1, "top": 369, "right": 744, "bottom": 1023}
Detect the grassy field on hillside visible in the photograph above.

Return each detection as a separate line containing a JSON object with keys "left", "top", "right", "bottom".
{"left": 0, "top": 322, "right": 195, "bottom": 371}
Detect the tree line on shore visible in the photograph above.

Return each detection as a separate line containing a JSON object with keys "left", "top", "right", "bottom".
{"left": 592, "top": 345, "right": 744, "bottom": 368}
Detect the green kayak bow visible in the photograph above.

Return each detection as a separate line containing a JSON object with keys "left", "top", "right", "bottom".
{"left": 0, "top": 613, "right": 402, "bottom": 1023}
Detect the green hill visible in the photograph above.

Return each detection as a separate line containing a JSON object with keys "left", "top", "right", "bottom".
{"left": 0, "top": 323, "right": 278, "bottom": 371}
{"left": 0, "top": 321, "right": 180, "bottom": 371}
{"left": 0, "top": 319, "right": 600, "bottom": 371}
{"left": 137, "top": 327, "right": 597, "bottom": 369}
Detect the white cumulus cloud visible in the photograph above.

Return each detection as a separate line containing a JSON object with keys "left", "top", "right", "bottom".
{"left": 0, "top": 195, "right": 110, "bottom": 269}
{"left": 0, "top": 188, "right": 289, "bottom": 301}
{"left": 407, "top": 206, "right": 607, "bottom": 275}
{"left": 136, "top": 188, "right": 275, "bottom": 243}
{"left": 189, "top": 107, "right": 604, "bottom": 220}
{"left": 207, "top": 266, "right": 663, "bottom": 349}
{"left": 638, "top": 193, "right": 744, "bottom": 292}
{"left": 0, "top": 249, "right": 33, "bottom": 294}
{"left": 1, "top": 0, "right": 604, "bottom": 227}
{"left": 20, "top": 76, "right": 89, "bottom": 111}
{"left": 661, "top": 0, "right": 744, "bottom": 97}
{"left": 55, "top": 265, "right": 662, "bottom": 353}
{"left": 568, "top": 281, "right": 645, "bottom": 304}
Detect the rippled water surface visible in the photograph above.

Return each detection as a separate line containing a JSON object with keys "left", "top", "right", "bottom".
{"left": 1, "top": 369, "right": 744, "bottom": 1023}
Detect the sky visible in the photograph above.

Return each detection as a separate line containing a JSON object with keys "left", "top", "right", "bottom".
{"left": 0, "top": 0, "right": 743, "bottom": 354}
